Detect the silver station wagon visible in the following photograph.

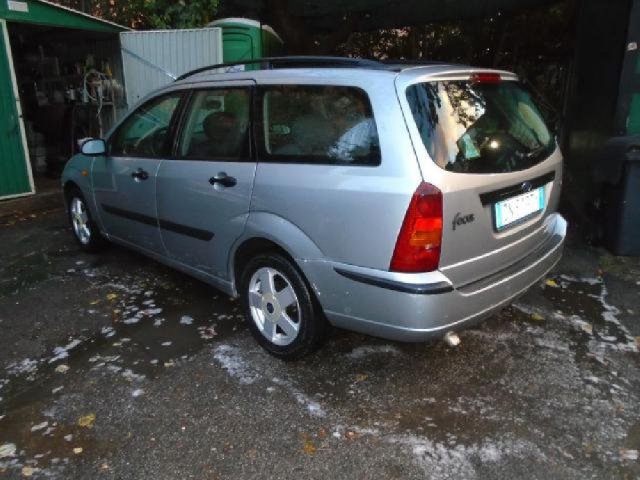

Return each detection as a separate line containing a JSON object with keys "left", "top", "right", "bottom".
{"left": 63, "top": 56, "right": 567, "bottom": 359}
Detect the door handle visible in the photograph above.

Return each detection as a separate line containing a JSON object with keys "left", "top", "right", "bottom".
{"left": 131, "top": 168, "right": 149, "bottom": 181}
{"left": 209, "top": 172, "right": 237, "bottom": 188}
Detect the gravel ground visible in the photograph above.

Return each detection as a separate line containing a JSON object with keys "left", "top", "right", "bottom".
{"left": 0, "top": 208, "right": 639, "bottom": 479}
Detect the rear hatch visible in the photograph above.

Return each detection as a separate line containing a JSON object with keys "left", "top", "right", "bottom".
{"left": 398, "top": 70, "right": 563, "bottom": 287}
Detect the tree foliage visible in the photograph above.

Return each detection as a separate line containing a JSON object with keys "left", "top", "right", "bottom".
{"left": 52, "top": 0, "right": 219, "bottom": 29}
{"left": 337, "top": 0, "right": 576, "bottom": 110}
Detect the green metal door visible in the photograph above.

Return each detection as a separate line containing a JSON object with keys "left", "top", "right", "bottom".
{"left": 0, "top": 20, "right": 32, "bottom": 199}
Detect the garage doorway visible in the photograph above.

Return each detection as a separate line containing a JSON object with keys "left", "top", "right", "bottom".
{"left": 6, "top": 21, "right": 125, "bottom": 182}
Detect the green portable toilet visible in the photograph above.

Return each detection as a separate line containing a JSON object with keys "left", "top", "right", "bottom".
{"left": 209, "top": 18, "right": 284, "bottom": 67}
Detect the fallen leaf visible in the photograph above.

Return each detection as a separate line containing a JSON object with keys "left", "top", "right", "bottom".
{"left": 581, "top": 323, "right": 593, "bottom": 335}
{"left": 78, "top": 413, "right": 96, "bottom": 428}
{"left": 55, "top": 364, "right": 70, "bottom": 374}
{"left": 246, "top": 449, "right": 258, "bottom": 460}
{"left": 344, "top": 430, "right": 359, "bottom": 440}
{"left": 355, "top": 373, "right": 368, "bottom": 382}
{"left": 545, "top": 279, "right": 559, "bottom": 288}
{"left": 302, "top": 440, "right": 317, "bottom": 455}
{"left": 73, "top": 447, "right": 83, "bottom": 455}
{"left": 106, "top": 293, "right": 118, "bottom": 301}
{"left": 21, "top": 466, "right": 34, "bottom": 477}
{"left": 89, "top": 300, "right": 100, "bottom": 305}
{"left": 584, "top": 442, "right": 594, "bottom": 457}
{"left": 530, "top": 313, "right": 545, "bottom": 322}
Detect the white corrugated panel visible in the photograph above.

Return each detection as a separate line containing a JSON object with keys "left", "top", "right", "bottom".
{"left": 120, "top": 28, "right": 223, "bottom": 107}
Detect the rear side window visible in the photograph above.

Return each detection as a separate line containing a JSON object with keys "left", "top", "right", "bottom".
{"left": 178, "top": 88, "right": 251, "bottom": 160}
{"left": 259, "top": 85, "right": 380, "bottom": 166}
{"left": 406, "top": 80, "right": 554, "bottom": 174}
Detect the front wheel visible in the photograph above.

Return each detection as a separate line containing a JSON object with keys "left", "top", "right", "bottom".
{"left": 240, "top": 253, "right": 328, "bottom": 360}
{"left": 67, "top": 190, "right": 107, "bottom": 252}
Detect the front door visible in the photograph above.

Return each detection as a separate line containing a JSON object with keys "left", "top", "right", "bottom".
{"left": 0, "top": 20, "right": 33, "bottom": 199}
{"left": 156, "top": 83, "right": 256, "bottom": 279}
{"left": 92, "top": 91, "right": 184, "bottom": 253}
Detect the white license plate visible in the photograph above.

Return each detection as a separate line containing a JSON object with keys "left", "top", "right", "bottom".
{"left": 494, "top": 186, "right": 545, "bottom": 231}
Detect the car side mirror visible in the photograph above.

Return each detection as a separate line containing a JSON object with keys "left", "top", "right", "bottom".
{"left": 80, "top": 138, "right": 107, "bottom": 156}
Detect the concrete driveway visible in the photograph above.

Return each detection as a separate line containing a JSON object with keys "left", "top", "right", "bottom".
{"left": 0, "top": 208, "right": 639, "bottom": 479}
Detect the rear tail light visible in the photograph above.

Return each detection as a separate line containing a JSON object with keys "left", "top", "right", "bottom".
{"left": 390, "top": 182, "right": 443, "bottom": 273}
{"left": 470, "top": 72, "right": 501, "bottom": 84}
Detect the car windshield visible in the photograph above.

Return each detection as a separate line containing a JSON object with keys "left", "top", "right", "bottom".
{"left": 406, "top": 80, "right": 555, "bottom": 174}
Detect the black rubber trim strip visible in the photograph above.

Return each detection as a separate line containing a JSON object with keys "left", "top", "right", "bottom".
{"left": 479, "top": 171, "right": 556, "bottom": 206}
{"left": 102, "top": 204, "right": 156, "bottom": 226}
{"left": 102, "top": 204, "right": 214, "bottom": 241}
{"left": 334, "top": 268, "right": 454, "bottom": 294}
{"left": 158, "top": 219, "right": 214, "bottom": 241}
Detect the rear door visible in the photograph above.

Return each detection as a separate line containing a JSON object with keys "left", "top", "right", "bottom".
{"left": 156, "top": 82, "right": 256, "bottom": 279}
{"left": 399, "top": 72, "right": 563, "bottom": 287}
{"left": 92, "top": 91, "right": 184, "bottom": 253}
{"left": 251, "top": 82, "right": 420, "bottom": 271}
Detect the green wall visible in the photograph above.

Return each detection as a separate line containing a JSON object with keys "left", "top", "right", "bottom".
{"left": 0, "top": 20, "right": 31, "bottom": 198}
{"left": 617, "top": 0, "right": 640, "bottom": 135}
{"left": 0, "top": 0, "right": 124, "bottom": 32}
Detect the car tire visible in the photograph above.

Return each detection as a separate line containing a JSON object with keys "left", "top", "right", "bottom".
{"left": 67, "top": 189, "right": 108, "bottom": 253}
{"left": 240, "top": 252, "right": 328, "bottom": 360}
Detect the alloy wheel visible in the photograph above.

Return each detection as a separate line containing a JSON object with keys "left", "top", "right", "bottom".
{"left": 70, "top": 197, "right": 91, "bottom": 245}
{"left": 248, "top": 267, "right": 301, "bottom": 346}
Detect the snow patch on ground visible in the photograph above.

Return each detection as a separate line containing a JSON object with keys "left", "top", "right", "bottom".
{"left": 387, "top": 435, "right": 537, "bottom": 479}
{"left": 272, "top": 376, "right": 327, "bottom": 418}
{"left": 596, "top": 283, "right": 638, "bottom": 353}
{"left": 5, "top": 358, "right": 39, "bottom": 376}
{"left": 346, "top": 345, "right": 401, "bottom": 359}
{"left": 48, "top": 339, "right": 82, "bottom": 364}
{"left": 514, "top": 275, "right": 638, "bottom": 357}
{"left": 213, "top": 345, "right": 259, "bottom": 385}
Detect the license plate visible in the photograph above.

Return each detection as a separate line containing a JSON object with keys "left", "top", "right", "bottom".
{"left": 494, "top": 186, "right": 545, "bottom": 231}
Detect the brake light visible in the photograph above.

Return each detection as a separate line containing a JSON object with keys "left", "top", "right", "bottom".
{"left": 390, "top": 182, "right": 443, "bottom": 273}
{"left": 470, "top": 72, "right": 501, "bottom": 84}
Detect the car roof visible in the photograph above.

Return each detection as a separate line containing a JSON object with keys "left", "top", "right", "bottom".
{"left": 171, "top": 56, "right": 517, "bottom": 87}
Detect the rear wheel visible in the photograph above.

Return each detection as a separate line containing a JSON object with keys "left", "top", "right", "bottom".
{"left": 67, "top": 190, "right": 107, "bottom": 252}
{"left": 240, "top": 253, "right": 327, "bottom": 360}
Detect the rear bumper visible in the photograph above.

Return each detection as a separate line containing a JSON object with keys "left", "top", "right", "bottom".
{"left": 304, "top": 213, "right": 566, "bottom": 342}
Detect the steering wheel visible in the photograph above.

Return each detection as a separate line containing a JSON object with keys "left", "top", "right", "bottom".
{"left": 135, "top": 127, "right": 168, "bottom": 156}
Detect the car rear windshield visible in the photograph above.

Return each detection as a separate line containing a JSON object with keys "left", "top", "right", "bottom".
{"left": 406, "top": 80, "right": 555, "bottom": 174}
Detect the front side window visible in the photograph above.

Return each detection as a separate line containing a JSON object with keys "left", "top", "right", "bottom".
{"left": 260, "top": 85, "right": 380, "bottom": 166}
{"left": 406, "top": 80, "right": 554, "bottom": 174}
{"left": 178, "top": 88, "right": 251, "bottom": 160}
{"left": 109, "top": 93, "right": 182, "bottom": 158}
